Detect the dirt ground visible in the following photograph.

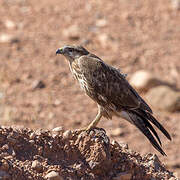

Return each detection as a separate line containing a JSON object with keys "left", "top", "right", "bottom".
{"left": 0, "top": 127, "right": 177, "bottom": 179}
{"left": 0, "top": 0, "right": 180, "bottom": 179}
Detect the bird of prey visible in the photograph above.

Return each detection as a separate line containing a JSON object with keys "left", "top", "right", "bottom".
{"left": 56, "top": 45, "right": 171, "bottom": 155}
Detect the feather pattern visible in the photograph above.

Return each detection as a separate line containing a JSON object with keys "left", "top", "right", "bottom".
{"left": 71, "top": 55, "right": 171, "bottom": 155}
{"left": 57, "top": 45, "right": 171, "bottom": 155}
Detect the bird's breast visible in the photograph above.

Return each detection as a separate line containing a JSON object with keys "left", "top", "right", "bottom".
{"left": 70, "top": 62, "right": 90, "bottom": 92}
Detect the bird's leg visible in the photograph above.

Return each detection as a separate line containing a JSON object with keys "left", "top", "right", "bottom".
{"left": 85, "top": 110, "right": 102, "bottom": 131}
{"left": 79, "top": 106, "right": 102, "bottom": 132}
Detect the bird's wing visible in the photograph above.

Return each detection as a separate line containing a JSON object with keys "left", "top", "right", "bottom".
{"left": 78, "top": 55, "right": 152, "bottom": 112}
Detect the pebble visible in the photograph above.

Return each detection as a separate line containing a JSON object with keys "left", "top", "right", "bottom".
{"left": 29, "top": 132, "right": 36, "bottom": 139}
{"left": 147, "top": 154, "right": 161, "bottom": 171}
{"left": 129, "top": 70, "right": 162, "bottom": 92}
{"left": 31, "top": 80, "right": 46, "bottom": 90}
{"left": 111, "top": 140, "right": 119, "bottom": 146}
{"left": 97, "top": 33, "right": 109, "bottom": 46}
{"left": 171, "top": 0, "right": 180, "bottom": 10}
{"left": 45, "top": 171, "right": 63, "bottom": 180}
{"left": 52, "top": 127, "right": 64, "bottom": 136}
{"left": 111, "top": 128, "right": 123, "bottom": 137}
{"left": 96, "top": 19, "right": 107, "bottom": 27}
{"left": 4, "top": 20, "right": 16, "bottom": 29}
{"left": 31, "top": 160, "right": 43, "bottom": 172}
{"left": 63, "top": 130, "right": 72, "bottom": 139}
{"left": 146, "top": 86, "right": 180, "bottom": 112}
{"left": 54, "top": 100, "right": 61, "bottom": 106}
{"left": 0, "top": 34, "right": 13, "bottom": 43}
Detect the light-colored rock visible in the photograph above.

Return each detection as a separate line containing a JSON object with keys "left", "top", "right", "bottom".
{"left": 63, "top": 130, "right": 72, "bottom": 139}
{"left": 129, "top": 70, "right": 162, "bottom": 92}
{"left": 31, "top": 160, "right": 43, "bottom": 172}
{"left": 96, "top": 19, "right": 107, "bottom": 27}
{"left": 48, "top": 112, "right": 55, "bottom": 119}
{"left": 111, "top": 140, "right": 118, "bottom": 146}
{"left": 0, "top": 33, "right": 20, "bottom": 44}
{"left": 146, "top": 86, "right": 180, "bottom": 112}
{"left": 29, "top": 132, "right": 36, "bottom": 139}
{"left": 31, "top": 80, "right": 45, "bottom": 90}
{"left": 52, "top": 127, "right": 64, "bottom": 135}
{"left": 54, "top": 99, "right": 61, "bottom": 106}
{"left": 111, "top": 128, "right": 123, "bottom": 137}
{"left": 4, "top": 20, "right": 16, "bottom": 29}
{"left": 113, "top": 172, "right": 132, "bottom": 180}
{"left": 147, "top": 154, "right": 161, "bottom": 171}
{"left": 119, "top": 143, "right": 129, "bottom": 150}
{"left": 63, "top": 25, "right": 80, "bottom": 40}
{"left": 45, "top": 171, "right": 63, "bottom": 180}
{"left": 97, "top": 33, "right": 109, "bottom": 46}
{"left": 171, "top": 0, "right": 180, "bottom": 10}
{"left": 0, "top": 34, "right": 13, "bottom": 43}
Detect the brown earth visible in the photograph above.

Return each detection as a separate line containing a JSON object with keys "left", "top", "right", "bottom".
{"left": 0, "top": 126, "right": 178, "bottom": 179}
{"left": 0, "top": 0, "right": 180, "bottom": 179}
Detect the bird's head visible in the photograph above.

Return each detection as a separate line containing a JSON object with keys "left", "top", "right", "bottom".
{"left": 56, "top": 45, "right": 89, "bottom": 62}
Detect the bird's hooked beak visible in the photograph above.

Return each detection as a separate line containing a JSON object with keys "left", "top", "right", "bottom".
{"left": 56, "top": 47, "right": 63, "bottom": 55}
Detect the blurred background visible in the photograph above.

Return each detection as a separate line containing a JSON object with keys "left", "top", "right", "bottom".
{"left": 0, "top": 0, "right": 180, "bottom": 177}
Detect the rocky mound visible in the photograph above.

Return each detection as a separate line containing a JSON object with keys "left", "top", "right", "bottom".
{"left": 0, "top": 126, "right": 177, "bottom": 180}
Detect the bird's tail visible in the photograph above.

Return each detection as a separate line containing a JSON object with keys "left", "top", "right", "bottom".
{"left": 119, "top": 109, "right": 171, "bottom": 156}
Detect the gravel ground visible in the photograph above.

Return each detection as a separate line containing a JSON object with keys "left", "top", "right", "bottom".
{"left": 0, "top": 0, "right": 180, "bottom": 178}
{"left": 0, "top": 126, "right": 178, "bottom": 179}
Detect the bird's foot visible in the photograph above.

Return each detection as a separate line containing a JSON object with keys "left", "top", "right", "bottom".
{"left": 80, "top": 124, "right": 99, "bottom": 132}
{"left": 77, "top": 126, "right": 93, "bottom": 133}
{"left": 77, "top": 126, "right": 106, "bottom": 135}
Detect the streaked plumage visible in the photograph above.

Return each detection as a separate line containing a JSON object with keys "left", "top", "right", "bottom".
{"left": 56, "top": 45, "right": 171, "bottom": 155}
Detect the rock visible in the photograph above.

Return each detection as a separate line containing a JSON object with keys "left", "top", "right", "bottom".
{"left": 97, "top": 33, "right": 109, "bottom": 46}
{"left": 63, "top": 130, "right": 72, "bottom": 139}
{"left": 45, "top": 171, "right": 63, "bottom": 180}
{"left": 119, "top": 142, "right": 129, "bottom": 150}
{"left": 113, "top": 172, "right": 132, "bottom": 180}
{"left": 29, "top": 132, "right": 36, "bottom": 139}
{"left": 129, "top": 70, "right": 162, "bottom": 92}
{"left": 146, "top": 86, "right": 180, "bottom": 112}
{"left": 31, "top": 80, "right": 46, "bottom": 90}
{"left": 171, "top": 0, "right": 180, "bottom": 10}
{"left": 146, "top": 154, "right": 161, "bottom": 171}
{"left": 111, "top": 128, "right": 124, "bottom": 137}
{"left": 4, "top": 20, "right": 16, "bottom": 29}
{"left": 48, "top": 112, "right": 55, "bottom": 119}
{"left": 52, "top": 127, "right": 64, "bottom": 136}
{"left": 75, "top": 128, "right": 111, "bottom": 175}
{"left": 0, "top": 33, "right": 20, "bottom": 44}
{"left": 63, "top": 25, "right": 80, "bottom": 40}
{"left": 54, "top": 99, "right": 61, "bottom": 106}
{"left": 0, "top": 34, "right": 13, "bottom": 43}
{"left": 0, "top": 126, "right": 177, "bottom": 179}
{"left": 96, "top": 19, "right": 107, "bottom": 27}
{"left": 111, "top": 140, "right": 119, "bottom": 146}
{"left": 31, "top": 160, "right": 43, "bottom": 172}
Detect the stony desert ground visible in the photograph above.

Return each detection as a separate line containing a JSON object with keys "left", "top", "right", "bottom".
{"left": 0, "top": 0, "right": 180, "bottom": 179}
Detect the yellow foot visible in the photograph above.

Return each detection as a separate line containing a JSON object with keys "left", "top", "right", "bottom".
{"left": 79, "top": 126, "right": 94, "bottom": 132}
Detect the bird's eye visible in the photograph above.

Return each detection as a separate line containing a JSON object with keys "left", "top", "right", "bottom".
{"left": 68, "top": 48, "right": 73, "bottom": 52}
